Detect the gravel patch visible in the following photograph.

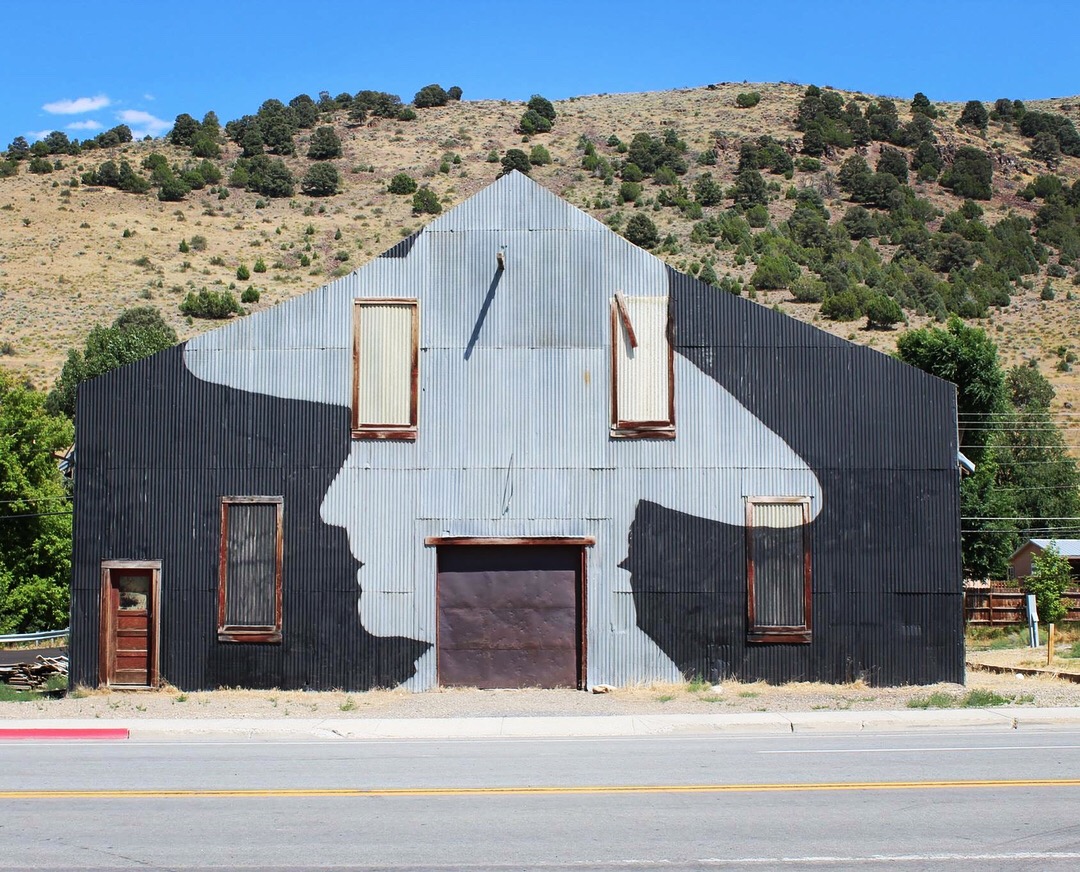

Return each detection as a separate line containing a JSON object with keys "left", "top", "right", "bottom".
{"left": 2, "top": 651, "right": 1079, "bottom": 720}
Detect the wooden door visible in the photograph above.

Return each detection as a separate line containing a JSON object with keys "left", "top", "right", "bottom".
{"left": 103, "top": 568, "right": 154, "bottom": 686}
{"left": 437, "top": 545, "right": 584, "bottom": 689}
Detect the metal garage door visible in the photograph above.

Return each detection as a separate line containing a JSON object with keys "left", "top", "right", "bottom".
{"left": 436, "top": 544, "right": 584, "bottom": 689}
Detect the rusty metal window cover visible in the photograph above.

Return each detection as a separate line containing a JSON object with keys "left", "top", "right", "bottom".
{"left": 218, "top": 496, "right": 283, "bottom": 643}
{"left": 610, "top": 293, "right": 675, "bottom": 439}
{"left": 746, "top": 497, "right": 812, "bottom": 644}
{"left": 352, "top": 298, "right": 419, "bottom": 440}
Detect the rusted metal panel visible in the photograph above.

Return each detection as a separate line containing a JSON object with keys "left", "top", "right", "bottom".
{"left": 218, "top": 498, "right": 282, "bottom": 643}
{"left": 437, "top": 545, "right": 582, "bottom": 689}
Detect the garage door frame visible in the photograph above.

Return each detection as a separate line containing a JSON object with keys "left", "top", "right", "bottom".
{"left": 425, "top": 536, "right": 593, "bottom": 690}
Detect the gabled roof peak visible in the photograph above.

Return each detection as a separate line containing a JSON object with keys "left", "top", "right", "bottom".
{"left": 425, "top": 170, "right": 606, "bottom": 233}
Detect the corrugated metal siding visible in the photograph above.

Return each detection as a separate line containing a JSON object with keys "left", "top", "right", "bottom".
{"left": 71, "top": 172, "right": 963, "bottom": 691}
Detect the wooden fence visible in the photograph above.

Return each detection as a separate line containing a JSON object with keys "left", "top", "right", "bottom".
{"left": 964, "top": 587, "right": 1080, "bottom": 625}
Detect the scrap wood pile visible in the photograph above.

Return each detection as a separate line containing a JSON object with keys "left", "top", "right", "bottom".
{"left": 0, "top": 654, "right": 68, "bottom": 690}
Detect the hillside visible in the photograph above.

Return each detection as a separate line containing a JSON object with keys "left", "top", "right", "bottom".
{"left": 1, "top": 82, "right": 1079, "bottom": 412}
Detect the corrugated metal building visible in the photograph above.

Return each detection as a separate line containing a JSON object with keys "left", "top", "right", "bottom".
{"left": 70, "top": 172, "right": 963, "bottom": 691}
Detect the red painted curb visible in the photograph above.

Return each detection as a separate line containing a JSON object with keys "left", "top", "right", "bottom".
{"left": 0, "top": 728, "right": 129, "bottom": 740}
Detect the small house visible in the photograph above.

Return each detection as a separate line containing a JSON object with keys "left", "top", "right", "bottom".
{"left": 1009, "top": 539, "right": 1080, "bottom": 582}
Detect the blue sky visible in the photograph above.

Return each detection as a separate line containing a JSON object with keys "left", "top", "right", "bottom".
{"left": 4, "top": 0, "right": 1077, "bottom": 145}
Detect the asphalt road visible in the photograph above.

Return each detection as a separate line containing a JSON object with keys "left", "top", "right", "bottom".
{"left": 1, "top": 730, "right": 1079, "bottom": 870}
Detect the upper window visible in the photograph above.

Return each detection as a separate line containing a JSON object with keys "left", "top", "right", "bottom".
{"left": 352, "top": 299, "right": 418, "bottom": 440}
{"left": 218, "top": 496, "right": 283, "bottom": 643}
{"left": 746, "top": 498, "right": 812, "bottom": 644}
{"left": 610, "top": 293, "right": 674, "bottom": 439}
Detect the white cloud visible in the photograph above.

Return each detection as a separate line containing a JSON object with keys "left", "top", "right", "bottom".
{"left": 26, "top": 130, "right": 56, "bottom": 142}
{"left": 67, "top": 119, "right": 102, "bottom": 131}
{"left": 143, "top": 93, "right": 155, "bottom": 101}
{"left": 42, "top": 94, "right": 111, "bottom": 115}
{"left": 115, "top": 109, "right": 171, "bottom": 139}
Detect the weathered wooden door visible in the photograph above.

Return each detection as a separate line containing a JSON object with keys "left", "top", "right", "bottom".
{"left": 436, "top": 544, "right": 584, "bottom": 689}
{"left": 100, "top": 565, "right": 158, "bottom": 687}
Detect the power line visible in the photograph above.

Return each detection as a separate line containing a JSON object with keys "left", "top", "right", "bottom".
{"left": 0, "top": 511, "right": 73, "bottom": 520}
{"left": 0, "top": 496, "right": 71, "bottom": 506}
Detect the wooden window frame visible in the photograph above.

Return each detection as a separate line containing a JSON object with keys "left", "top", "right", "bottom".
{"left": 218, "top": 496, "right": 284, "bottom": 644}
{"left": 352, "top": 298, "right": 419, "bottom": 441}
{"left": 610, "top": 293, "right": 675, "bottom": 440}
{"left": 746, "top": 496, "right": 812, "bottom": 644}
{"left": 98, "top": 559, "right": 162, "bottom": 689}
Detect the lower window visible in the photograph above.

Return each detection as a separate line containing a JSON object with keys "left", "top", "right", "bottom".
{"left": 746, "top": 497, "right": 812, "bottom": 643}
{"left": 218, "top": 496, "right": 283, "bottom": 643}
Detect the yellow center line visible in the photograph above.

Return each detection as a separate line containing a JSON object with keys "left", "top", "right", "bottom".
{"left": 4, "top": 779, "right": 1080, "bottom": 799}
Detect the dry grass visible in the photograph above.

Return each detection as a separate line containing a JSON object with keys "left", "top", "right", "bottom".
{"left": 1, "top": 83, "right": 1078, "bottom": 415}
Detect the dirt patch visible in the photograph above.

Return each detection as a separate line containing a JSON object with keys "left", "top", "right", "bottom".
{"left": 2, "top": 659, "right": 1078, "bottom": 720}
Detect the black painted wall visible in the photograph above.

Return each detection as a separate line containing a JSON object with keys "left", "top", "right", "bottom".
{"left": 624, "top": 270, "right": 963, "bottom": 685}
{"left": 70, "top": 345, "right": 427, "bottom": 690}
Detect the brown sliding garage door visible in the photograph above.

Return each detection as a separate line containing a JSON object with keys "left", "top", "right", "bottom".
{"left": 436, "top": 543, "right": 585, "bottom": 689}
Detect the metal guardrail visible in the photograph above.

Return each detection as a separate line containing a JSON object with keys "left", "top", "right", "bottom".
{"left": 0, "top": 628, "right": 69, "bottom": 643}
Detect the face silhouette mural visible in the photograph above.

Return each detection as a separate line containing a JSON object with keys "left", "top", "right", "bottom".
{"left": 184, "top": 174, "right": 822, "bottom": 688}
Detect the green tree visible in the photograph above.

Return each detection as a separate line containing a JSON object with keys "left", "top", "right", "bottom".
{"left": 6, "top": 136, "right": 29, "bottom": 159}
{"left": 0, "top": 372, "right": 74, "bottom": 633}
{"left": 693, "top": 173, "right": 724, "bottom": 207}
{"left": 959, "top": 100, "right": 989, "bottom": 130}
{"left": 750, "top": 254, "right": 800, "bottom": 290}
{"left": 447, "top": 86, "right": 463, "bottom": 101}
{"left": 877, "top": 146, "right": 909, "bottom": 184}
{"left": 518, "top": 109, "right": 552, "bottom": 135}
{"left": 1030, "top": 131, "right": 1062, "bottom": 166}
{"left": 623, "top": 213, "right": 659, "bottom": 248}
{"left": 169, "top": 113, "right": 200, "bottom": 147}
{"left": 301, "top": 162, "right": 340, "bottom": 196}
{"left": 939, "top": 146, "right": 993, "bottom": 200}
{"left": 910, "top": 92, "right": 938, "bottom": 119}
{"left": 46, "top": 307, "right": 178, "bottom": 420}
{"left": 1027, "top": 543, "right": 1072, "bottom": 624}
{"left": 732, "top": 168, "right": 767, "bottom": 207}
{"left": 820, "top": 289, "right": 863, "bottom": 321}
{"left": 500, "top": 149, "right": 531, "bottom": 176}
{"left": 735, "top": 92, "right": 761, "bottom": 108}
{"left": 190, "top": 132, "right": 221, "bottom": 159}
{"left": 157, "top": 172, "right": 190, "bottom": 201}
{"left": 413, "top": 84, "right": 449, "bottom": 108}
{"left": 306, "top": 126, "right": 341, "bottom": 159}
{"left": 388, "top": 173, "right": 418, "bottom": 194}
{"left": 864, "top": 294, "right": 903, "bottom": 329}
{"left": 288, "top": 94, "right": 319, "bottom": 129}
{"left": 895, "top": 318, "right": 1005, "bottom": 463}
{"left": 529, "top": 144, "right": 552, "bottom": 165}
{"left": 412, "top": 187, "right": 442, "bottom": 215}
{"left": 245, "top": 155, "right": 295, "bottom": 197}
{"left": 179, "top": 288, "right": 243, "bottom": 319}
{"left": 527, "top": 95, "right": 556, "bottom": 122}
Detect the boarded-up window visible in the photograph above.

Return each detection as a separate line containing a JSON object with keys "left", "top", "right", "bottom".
{"left": 352, "top": 299, "right": 418, "bottom": 440}
{"left": 611, "top": 293, "right": 674, "bottom": 438}
{"left": 746, "top": 498, "right": 812, "bottom": 644}
{"left": 218, "top": 497, "right": 283, "bottom": 643}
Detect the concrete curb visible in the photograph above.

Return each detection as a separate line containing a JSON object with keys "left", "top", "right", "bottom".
{"left": 3, "top": 708, "right": 1080, "bottom": 740}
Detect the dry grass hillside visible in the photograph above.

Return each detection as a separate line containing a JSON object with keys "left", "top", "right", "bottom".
{"left": 1, "top": 82, "right": 1079, "bottom": 412}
